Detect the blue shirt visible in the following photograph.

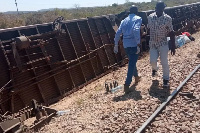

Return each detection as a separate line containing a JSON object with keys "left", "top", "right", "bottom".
{"left": 114, "top": 14, "right": 142, "bottom": 48}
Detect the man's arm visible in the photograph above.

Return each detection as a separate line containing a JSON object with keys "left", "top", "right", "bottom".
{"left": 147, "top": 16, "right": 151, "bottom": 36}
{"left": 114, "top": 21, "right": 123, "bottom": 46}
{"left": 168, "top": 31, "right": 175, "bottom": 55}
{"left": 166, "top": 18, "right": 176, "bottom": 55}
{"left": 134, "top": 18, "right": 142, "bottom": 46}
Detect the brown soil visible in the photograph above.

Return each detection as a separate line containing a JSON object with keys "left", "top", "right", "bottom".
{"left": 37, "top": 31, "right": 200, "bottom": 133}
{"left": 146, "top": 69, "right": 200, "bottom": 133}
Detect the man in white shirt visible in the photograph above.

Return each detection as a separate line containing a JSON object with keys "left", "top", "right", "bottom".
{"left": 148, "top": 1, "right": 176, "bottom": 87}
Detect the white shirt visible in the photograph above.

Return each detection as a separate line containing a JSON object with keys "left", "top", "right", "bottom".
{"left": 148, "top": 12, "right": 173, "bottom": 48}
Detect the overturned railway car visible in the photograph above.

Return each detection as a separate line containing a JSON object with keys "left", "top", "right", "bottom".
{"left": 115, "top": 2, "right": 200, "bottom": 33}
{"left": 0, "top": 16, "right": 127, "bottom": 114}
{"left": 0, "top": 2, "right": 200, "bottom": 115}
{"left": 137, "top": 2, "right": 200, "bottom": 32}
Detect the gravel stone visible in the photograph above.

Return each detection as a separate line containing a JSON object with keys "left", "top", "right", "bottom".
{"left": 37, "top": 31, "right": 200, "bottom": 133}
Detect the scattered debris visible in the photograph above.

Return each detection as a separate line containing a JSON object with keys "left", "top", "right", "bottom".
{"left": 0, "top": 100, "right": 57, "bottom": 133}
{"left": 56, "top": 110, "right": 70, "bottom": 116}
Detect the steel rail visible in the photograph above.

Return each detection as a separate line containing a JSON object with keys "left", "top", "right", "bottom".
{"left": 136, "top": 64, "right": 200, "bottom": 133}
{"left": 0, "top": 80, "right": 12, "bottom": 92}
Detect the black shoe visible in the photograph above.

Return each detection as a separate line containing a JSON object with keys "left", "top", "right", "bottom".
{"left": 163, "top": 79, "right": 169, "bottom": 87}
{"left": 152, "top": 70, "right": 157, "bottom": 77}
{"left": 124, "top": 85, "right": 133, "bottom": 94}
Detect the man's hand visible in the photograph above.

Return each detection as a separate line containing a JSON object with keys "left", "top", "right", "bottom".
{"left": 114, "top": 45, "right": 118, "bottom": 54}
{"left": 171, "top": 44, "right": 176, "bottom": 55}
{"left": 136, "top": 46, "right": 140, "bottom": 54}
{"left": 169, "top": 31, "right": 176, "bottom": 55}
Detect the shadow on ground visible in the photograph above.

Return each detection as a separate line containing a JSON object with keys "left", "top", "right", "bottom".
{"left": 149, "top": 80, "right": 170, "bottom": 103}
{"left": 113, "top": 84, "right": 142, "bottom": 102}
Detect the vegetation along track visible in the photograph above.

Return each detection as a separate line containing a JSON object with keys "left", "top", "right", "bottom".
{"left": 38, "top": 32, "right": 200, "bottom": 133}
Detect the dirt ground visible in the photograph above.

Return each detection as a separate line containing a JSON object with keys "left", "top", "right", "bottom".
{"left": 146, "top": 69, "right": 200, "bottom": 133}
{"left": 37, "top": 31, "right": 200, "bottom": 133}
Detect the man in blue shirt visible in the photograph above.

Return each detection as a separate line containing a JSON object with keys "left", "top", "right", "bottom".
{"left": 114, "top": 5, "right": 142, "bottom": 94}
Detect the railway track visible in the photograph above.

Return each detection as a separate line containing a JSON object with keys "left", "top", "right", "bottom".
{"left": 0, "top": 2, "right": 200, "bottom": 115}
{"left": 0, "top": 2, "right": 199, "bottom": 132}
{"left": 137, "top": 64, "right": 200, "bottom": 133}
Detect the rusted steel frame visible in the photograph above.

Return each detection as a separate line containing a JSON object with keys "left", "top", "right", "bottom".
{"left": 0, "top": 40, "right": 11, "bottom": 68}
{"left": 101, "top": 17, "right": 113, "bottom": 44}
{"left": 50, "top": 63, "right": 117, "bottom": 105}
{"left": 71, "top": 22, "right": 91, "bottom": 83}
{"left": 11, "top": 56, "right": 97, "bottom": 94}
{"left": 84, "top": 42, "right": 98, "bottom": 76}
{"left": 27, "top": 30, "right": 58, "bottom": 39}
{"left": 9, "top": 42, "right": 112, "bottom": 76}
{"left": 0, "top": 80, "right": 12, "bottom": 92}
{"left": 30, "top": 110, "right": 56, "bottom": 131}
{"left": 18, "top": 31, "right": 46, "bottom": 103}
{"left": 0, "top": 118, "right": 21, "bottom": 132}
{"left": 61, "top": 56, "right": 129, "bottom": 98}
{"left": 0, "top": 39, "right": 14, "bottom": 108}
{"left": 17, "top": 52, "right": 43, "bottom": 58}
{"left": 35, "top": 26, "right": 40, "bottom": 34}
{"left": 0, "top": 105, "right": 6, "bottom": 114}
{"left": 76, "top": 21, "right": 97, "bottom": 77}
{"left": 44, "top": 62, "right": 63, "bottom": 96}
{"left": 68, "top": 67, "right": 76, "bottom": 89}
{"left": 1, "top": 39, "right": 14, "bottom": 44}
{"left": 13, "top": 53, "right": 126, "bottom": 96}
{"left": 39, "top": 44, "right": 63, "bottom": 96}
{"left": 36, "top": 27, "right": 63, "bottom": 97}
{"left": 55, "top": 36, "right": 66, "bottom": 61}
{"left": 136, "top": 64, "right": 200, "bottom": 133}
{"left": 64, "top": 23, "right": 87, "bottom": 83}
{"left": 17, "top": 93, "right": 26, "bottom": 108}
{"left": 11, "top": 27, "right": 27, "bottom": 111}
{"left": 77, "top": 21, "right": 97, "bottom": 76}
{"left": 86, "top": 19, "right": 104, "bottom": 71}
{"left": 0, "top": 97, "right": 11, "bottom": 105}
{"left": 24, "top": 49, "right": 47, "bottom": 103}
{"left": 94, "top": 18, "right": 112, "bottom": 66}
{"left": 6, "top": 44, "right": 113, "bottom": 90}
{"left": 2, "top": 111, "right": 9, "bottom": 117}
{"left": 101, "top": 17, "right": 118, "bottom": 62}
{"left": 59, "top": 44, "right": 113, "bottom": 63}
{"left": 1, "top": 45, "right": 11, "bottom": 48}
{"left": 0, "top": 31, "right": 57, "bottom": 45}
{"left": 10, "top": 92, "right": 15, "bottom": 113}
{"left": 8, "top": 56, "right": 52, "bottom": 70}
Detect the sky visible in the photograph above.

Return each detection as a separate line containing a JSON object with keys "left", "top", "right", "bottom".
{"left": 0, "top": 0, "right": 151, "bottom": 12}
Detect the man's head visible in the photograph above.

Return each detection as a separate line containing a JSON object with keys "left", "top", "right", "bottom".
{"left": 155, "top": 1, "right": 166, "bottom": 17}
{"left": 129, "top": 5, "right": 138, "bottom": 15}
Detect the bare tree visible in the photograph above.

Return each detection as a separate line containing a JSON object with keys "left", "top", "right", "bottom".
{"left": 74, "top": 4, "right": 80, "bottom": 10}
{"left": 125, "top": 0, "right": 130, "bottom": 3}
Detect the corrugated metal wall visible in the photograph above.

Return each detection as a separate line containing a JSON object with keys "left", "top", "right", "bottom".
{"left": 0, "top": 16, "right": 124, "bottom": 113}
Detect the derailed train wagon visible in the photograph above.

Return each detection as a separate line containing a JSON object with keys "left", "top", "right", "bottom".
{"left": 0, "top": 2, "right": 200, "bottom": 125}
{"left": 0, "top": 16, "right": 127, "bottom": 115}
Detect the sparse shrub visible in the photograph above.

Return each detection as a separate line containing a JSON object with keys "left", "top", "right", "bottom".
{"left": 0, "top": 0, "right": 199, "bottom": 29}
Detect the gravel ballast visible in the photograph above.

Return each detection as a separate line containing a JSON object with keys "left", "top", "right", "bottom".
{"left": 38, "top": 32, "right": 200, "bottom": 133}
